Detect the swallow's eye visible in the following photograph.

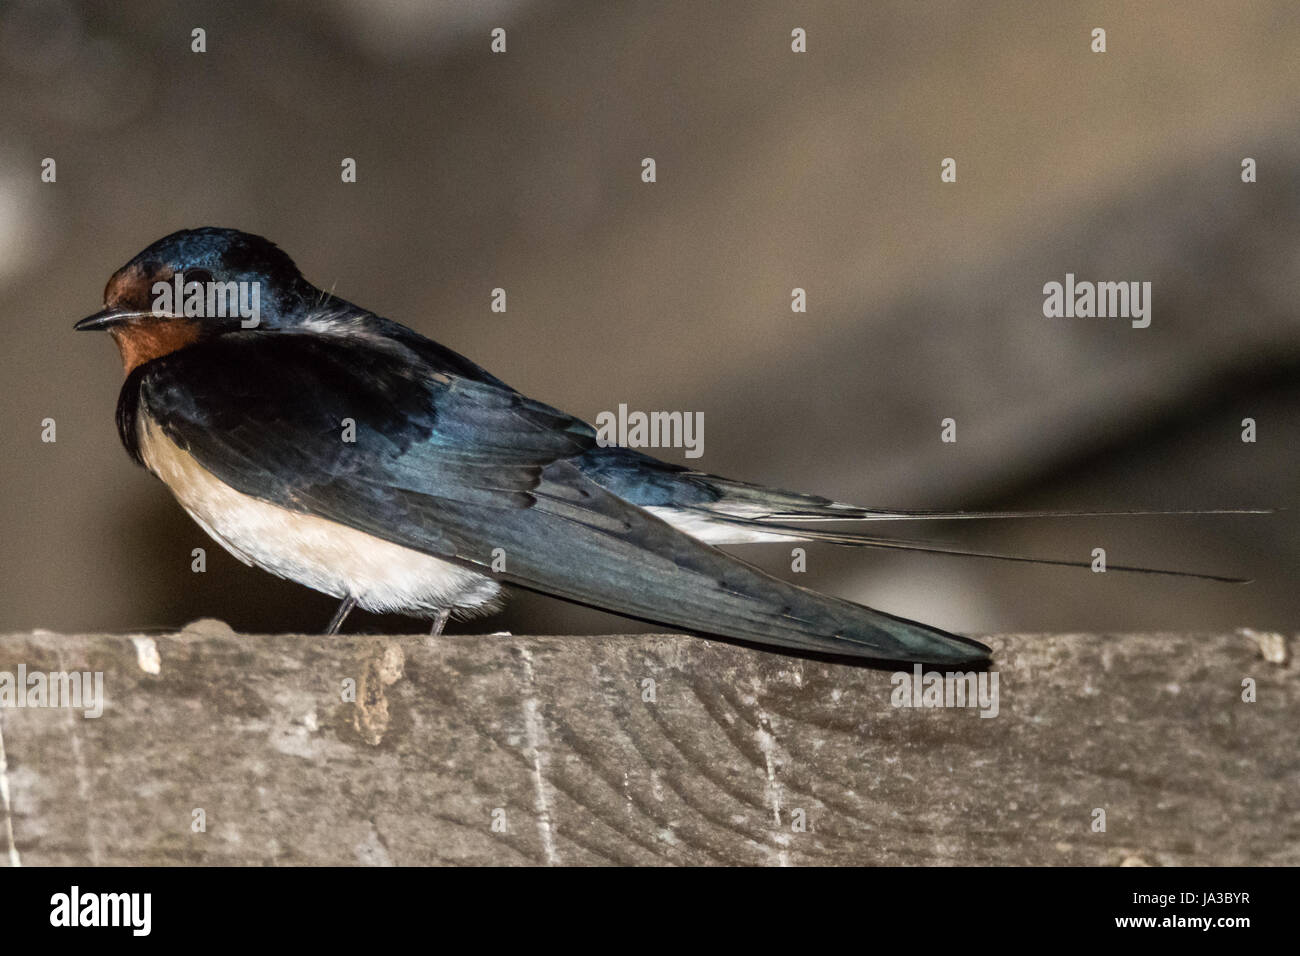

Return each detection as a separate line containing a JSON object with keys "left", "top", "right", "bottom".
{"left": 183, "top": 268, "right": 214, "bottom": 286}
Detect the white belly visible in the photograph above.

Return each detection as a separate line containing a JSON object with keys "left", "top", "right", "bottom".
{"left": 136, "top": 414, "right": 502, "bottom": 617}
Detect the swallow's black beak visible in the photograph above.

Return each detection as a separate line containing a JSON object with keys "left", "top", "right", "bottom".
{"left": 74, "top": 308, "right": 144, "bottom": 331}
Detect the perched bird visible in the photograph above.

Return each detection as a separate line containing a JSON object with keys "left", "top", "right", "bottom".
{"left": 76, "top": 228, "right": 1253, "bottom": 666}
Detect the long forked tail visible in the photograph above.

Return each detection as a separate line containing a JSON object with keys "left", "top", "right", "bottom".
{"left": 694, "top": 513, "right": 1250, "bottom": 582}
{"left": 631, "top": 471, "right": 1268, "bottom": 584}
{"left": 749, "top": 505, "right": 1272, "bottom": 521}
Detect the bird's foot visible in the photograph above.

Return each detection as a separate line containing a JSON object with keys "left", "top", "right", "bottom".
{"left": 430, "top": 608, "right": 451, "bottom": 637}
{"left": 324, "top": 595, "right": 357, "bottom": 635}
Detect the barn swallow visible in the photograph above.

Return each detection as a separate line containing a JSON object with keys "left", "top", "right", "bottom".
{"left": 76, "top": 228, "right": 1257, "bottom": 666}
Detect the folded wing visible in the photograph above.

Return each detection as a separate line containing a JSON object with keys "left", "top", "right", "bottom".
{"left": 132, "top": 332, "right": 989, "bottom": 665}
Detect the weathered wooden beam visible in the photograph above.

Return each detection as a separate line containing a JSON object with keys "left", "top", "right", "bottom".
{"left": 0, "top": 623, "right": 1293, "bottom": 866}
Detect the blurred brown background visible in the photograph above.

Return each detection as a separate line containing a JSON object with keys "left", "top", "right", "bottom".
{"left": 1, "top": 0, "right": 1296, "bottom": 639}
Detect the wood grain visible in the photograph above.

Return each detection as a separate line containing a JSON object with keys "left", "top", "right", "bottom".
{"left": 0, "top": 622, "right": 1294, "bottom": 866}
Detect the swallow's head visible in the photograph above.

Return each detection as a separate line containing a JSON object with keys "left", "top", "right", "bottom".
{"left": 76, "top": 227, "right": 320, "bottom": 372}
